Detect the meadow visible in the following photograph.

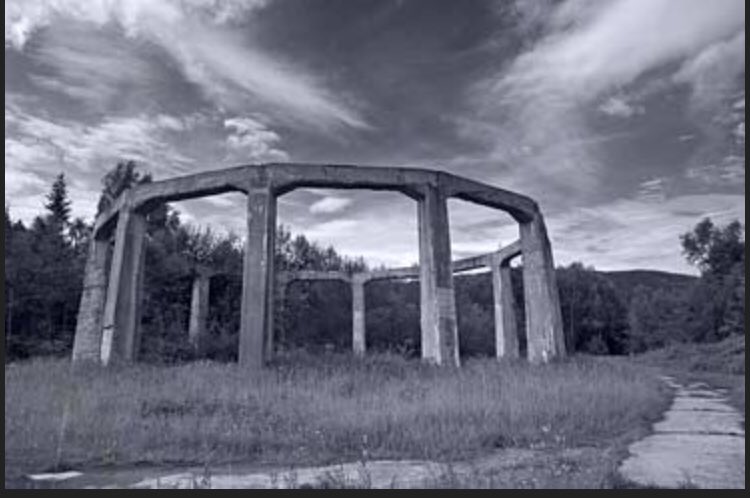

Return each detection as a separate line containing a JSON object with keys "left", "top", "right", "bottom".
{"left": 5, "top": 352, "right": 669, "bottom": 484}
{"left": 634, "top": 334, "right": 745, "bottom": 416}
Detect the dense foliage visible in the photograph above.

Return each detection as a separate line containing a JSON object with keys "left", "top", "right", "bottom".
{"left": 4, "top": 165, "right": 744, "bottom": 362}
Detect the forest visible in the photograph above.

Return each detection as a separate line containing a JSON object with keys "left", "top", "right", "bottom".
{"left": 4, "top": 162, "right": 745, "bottom": 363}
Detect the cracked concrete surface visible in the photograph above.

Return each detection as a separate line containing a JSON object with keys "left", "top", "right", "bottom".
{"left": 619, "top": 376, "right": 745, "bottom": 489}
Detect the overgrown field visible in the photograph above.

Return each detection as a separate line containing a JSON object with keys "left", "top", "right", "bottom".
{"left": 634, "top": 335, "right": 745, "bottom": 415}
{"left": 5, "top": 352, "right": 668, "bottom": 480}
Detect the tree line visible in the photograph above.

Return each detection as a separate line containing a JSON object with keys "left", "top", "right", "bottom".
{"left": 4, "top": 163, "right": 745, "bottom": 362}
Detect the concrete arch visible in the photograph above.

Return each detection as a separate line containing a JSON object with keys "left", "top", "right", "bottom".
{"left": 73, "top": 163, "right": 563, "bottom": 370}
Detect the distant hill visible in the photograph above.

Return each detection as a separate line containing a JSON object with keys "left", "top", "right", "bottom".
{"left": 601, "top": 269, "right": 698, "bottom": 304}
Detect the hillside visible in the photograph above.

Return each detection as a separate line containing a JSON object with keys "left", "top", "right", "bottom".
{"left": 601, "top": 269, "right": 697, "bottom": 304}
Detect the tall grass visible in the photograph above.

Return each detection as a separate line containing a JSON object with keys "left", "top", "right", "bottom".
{"left": 5, "top": 352, "right": 667, "bottom": 477}
{"left": 637, "top": 334, "right": 745, "bottom": 375}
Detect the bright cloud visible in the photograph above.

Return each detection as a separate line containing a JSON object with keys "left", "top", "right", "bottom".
{"left": 599, "top": 95, "right": 644, "bottom": 118}
{"left": 309, "top": 196, "right": 353, "bottom": 215}
{"left": 224, "top": 116, "right": 289, "bottom": 162}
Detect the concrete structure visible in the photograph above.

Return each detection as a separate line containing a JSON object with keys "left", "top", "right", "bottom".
{"left": 187, "top": 265, "right": 214, "bottom": 356}
{"left": 278, "top": 241, "right": 522, "bottom": 359}
{"left": 72, "top": 163, "right": 564, "bottom": 369}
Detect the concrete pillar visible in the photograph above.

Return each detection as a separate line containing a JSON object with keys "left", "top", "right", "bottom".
{"left": 520, "top": 213, "right": 565, "bottom": 363}
{"left": 418, "top": 185, "right": 459, "bottom": 366}
{"left": 71, "top": 237, "right": 111, "bottom": 363}
{"left": 491, "top": 255, "right": 520, "bottom": 359}
{"left": 239, "top": 186, "right": 276, "bottom": 369}
{"left": 188, "top": 270, "right": 211, "bottom": 356}
{"left": 100, "top": 208, "right": 147, "bottom": 365}
{"left": 275, "top": 274, "right": 290, "bottom": 350}
{"left": 351, "top": 275, "right": 366, "bottom": 355}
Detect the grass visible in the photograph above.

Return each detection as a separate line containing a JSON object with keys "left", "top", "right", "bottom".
{"left": 5, "top": 351, "right": 669, "bottom": 486}
{"left": 634, "top": 335, "right": 745, "bottom": 416}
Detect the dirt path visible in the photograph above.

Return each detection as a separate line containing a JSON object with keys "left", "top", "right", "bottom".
{"left": 18, "top": 446, "right": 617, "bottom": 489}
{"left": 618, "top": 376, "right": 745, "bottom": 489}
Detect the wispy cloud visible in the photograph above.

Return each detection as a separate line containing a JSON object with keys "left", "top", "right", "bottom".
{"left": 27, "top": 21, "right": 156, "bottom": 111}
{"left": 5, "top": 97, "right": 201, "bottom": 222}
{"left": 5, "top": 0, "right": 367, "bottom": 130}
{"left": 466, "top": 0, "right": 744, "bottom": 205}
{"left": 548, "top": 192, "right": 745, "bottom": 273}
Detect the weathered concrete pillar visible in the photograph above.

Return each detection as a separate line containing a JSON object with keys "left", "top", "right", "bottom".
{"left": 351, "top": 275, "right": 366, "bottom": 355}
{"left": 71, "top": 237, "right": 111, "bottom": 363}
{"left": 417, "top": 185, "right": 459, "bottom": 366}
{"left": 188, "top": 269, "right": 211, "bottom": 356}
{"left": 100, "top": 208, "right": 147, "bottom": 365}
{"left": 275, "top": 274, "right": 290, "bottom": 350}
{"left": 520, "top": 213, "right": 565, "bottom": 363}
{"left": 239, "top": 186, "right": 276, "bottom": 369}
{"left": 491, "top": 255, "right": 520, "bottom": 359}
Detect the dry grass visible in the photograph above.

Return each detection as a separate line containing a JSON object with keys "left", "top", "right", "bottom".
{"left": 5, "top": 352, "right": 668, "bottom": 482}
{"left": 634, "top": 335, "right": 745, "bottom": 415}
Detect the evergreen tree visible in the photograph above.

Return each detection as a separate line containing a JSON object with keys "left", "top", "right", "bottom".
{"left": 97, "top": 160, "right": 153, "bottom": 214}
{"left": 44, "top": 173, "right": 72, "bottom": 230}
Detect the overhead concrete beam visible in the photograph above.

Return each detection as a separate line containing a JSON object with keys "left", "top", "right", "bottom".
{"left": 93, "top": 164, "right": 539, "bottom": 240}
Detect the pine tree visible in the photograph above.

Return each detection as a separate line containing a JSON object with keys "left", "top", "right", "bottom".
{"left": 44, "top": 173, "right": 72, "bottom": 229}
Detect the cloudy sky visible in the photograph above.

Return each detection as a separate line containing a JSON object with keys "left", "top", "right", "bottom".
{"left": 5, "top": 0, "right": 745, "bottom": 274}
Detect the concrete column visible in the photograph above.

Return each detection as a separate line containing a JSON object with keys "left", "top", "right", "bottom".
{"left": 520, "top": 213, "right": 565, "bottom": 363}
{"left": 188, "top": 270, "right": 211, "bottom": 356}
{"left": 351, "top": 275, "right": 366, "bottom": 355}
{"left": 71, "top": 237, "right": 111, "bottom": 363}
{"left": 491, "top": 256, "right": 520, "bottom": 359}
{"left": 418, "top": 185, "right": 459, "bottom": 366}
{"left": 239, "top": 186, "right": 276, "bottom": 369}
{"left": 275, "top": 274, "right": 290, "bottom": 350}
{"left": 100, "top": 208, "right": 147, "bottom": 365}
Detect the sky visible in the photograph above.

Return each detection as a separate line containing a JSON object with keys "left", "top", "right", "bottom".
{"left": 5, "top": 0, "right": 745, "bottom": 274}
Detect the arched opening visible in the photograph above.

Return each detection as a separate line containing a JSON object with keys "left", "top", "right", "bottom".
{"left": 138, "top": 192, "right": 246, "bottom": 364}
{"left": 447, "top": 198, "right": 523, "bottom": 359}
{"left": 276, "top": 188, "right": 420, "bottom": 355}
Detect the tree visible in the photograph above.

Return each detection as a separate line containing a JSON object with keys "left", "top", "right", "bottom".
{"left": 679, "top": 218, "right": 745, "bottom": 342}
{"left": 44, "top": 173, "right": 72, "bottom": 230}
{"left": 627, "top": 285, "right": 691, "bottom": 352}
{"left": 97, "top": 160, "right": 153, "bottom": 214}
{"left": 680, "top": 218, "right": 744, "bottom": 277}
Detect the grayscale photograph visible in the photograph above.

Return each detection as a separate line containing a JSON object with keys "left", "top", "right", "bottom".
{"left": 4, "top": 0, "right": 745, "bottom": 489}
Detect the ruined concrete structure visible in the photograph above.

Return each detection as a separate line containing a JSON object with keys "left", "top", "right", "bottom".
{"left": 72, "top": 163, "right": 565, "bottom": 369}
{"left": 272, "top": 241, "right": 522, "bottom": 359}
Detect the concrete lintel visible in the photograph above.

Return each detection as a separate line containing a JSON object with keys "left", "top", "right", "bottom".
{"left": 278, "top": 270, "right": 353, "bottom": 284}
{"left": 93, "top": 164, "right": 539, "bottom": 239}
